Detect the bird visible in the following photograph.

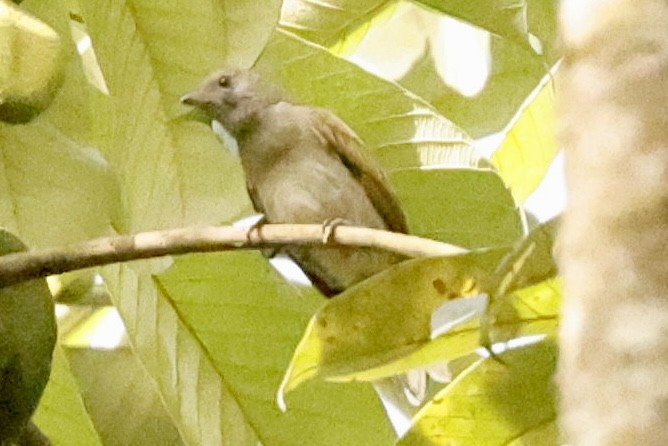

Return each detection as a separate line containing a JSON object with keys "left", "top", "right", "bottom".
{"left": 180, "top": 69, "right": 409, "bottom": 296}
{"left": 181, "top": 70, "right": 428, "bottom": 409}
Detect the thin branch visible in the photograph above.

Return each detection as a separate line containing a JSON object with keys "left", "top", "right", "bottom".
{"left": 0, "top": 224, "right": 467, "bottom": 287}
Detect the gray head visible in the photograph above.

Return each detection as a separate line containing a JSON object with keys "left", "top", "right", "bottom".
{"left": 181, "top": 69, "right": 278, "bottom": 136}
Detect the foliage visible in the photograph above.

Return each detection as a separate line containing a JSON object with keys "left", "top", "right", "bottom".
{"left": 0, "top": 0, "right": 561, "bottom": 444}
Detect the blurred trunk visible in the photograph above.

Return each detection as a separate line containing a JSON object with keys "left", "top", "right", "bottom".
{"left": 557, "top": 0, "right": 668, "bottom": 444}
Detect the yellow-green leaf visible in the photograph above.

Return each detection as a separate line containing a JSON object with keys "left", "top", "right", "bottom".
{"left": 492, "top": 70, "right": 558, "bottom": 203}
{"left": 399, "top": 340, "right": 558, "bottom": 446}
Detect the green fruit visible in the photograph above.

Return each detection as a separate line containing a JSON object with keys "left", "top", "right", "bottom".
{"left": 0, "top": 229, "right": 56, "bottom": 443}
{"left": 0, "top": 0, "right": 64, "bottom": 123}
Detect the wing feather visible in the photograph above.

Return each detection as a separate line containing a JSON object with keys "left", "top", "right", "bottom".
{"left": 313, "top": 108, "right": 408, "bottom": 234}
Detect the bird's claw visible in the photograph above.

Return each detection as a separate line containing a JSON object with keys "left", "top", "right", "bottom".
{"left": 245, "top": 215, "right": 281, "bottom": 258}
{"left": 321, "top": 218, "right": 349, "bottom": 244}
{"left": 245, "top": 215, "right": 268, "bottom": 244}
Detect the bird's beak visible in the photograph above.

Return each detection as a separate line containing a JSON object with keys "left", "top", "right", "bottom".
{"left": 180, "top": 90, "right": 205, "bottom": 106}
{"left": 178, "top": 90, "right": 213, "bottom": 124}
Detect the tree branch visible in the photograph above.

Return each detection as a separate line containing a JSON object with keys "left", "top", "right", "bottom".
{"left": 0, "top": 224, "right": 467, "bottom": 287}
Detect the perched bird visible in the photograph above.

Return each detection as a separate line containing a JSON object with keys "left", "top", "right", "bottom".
{"left": 181, "top": 70, "right": 408, "bottom": 296}
{"left": 182, "top": 70, "right": 427, "bottom": 409}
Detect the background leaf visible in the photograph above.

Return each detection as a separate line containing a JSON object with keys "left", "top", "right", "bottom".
{"left": 33, "top": 346, "right": 103, "bottom": 446}
{"left": 391, "top": 168, "right": 523, "bottom": 247}
{"left": 280, "top": 0, "right": 391, "bottom": 48}
{"left": 412, "top": 0, "right": 530, "bottom": 46}
{"left": 156, "top": 252, "right": 396, "bottom": 446}
{"left": 399, "top": 341, "right": 558, "bottom": 446}
{"left": 254, "top": 30, "right": 478, "bottom": 171}
{"left": 492, "top": 71, "right": 558, "bottom": 203}
{"left": 279, "top": 249, "right": 507, "bottom": 393}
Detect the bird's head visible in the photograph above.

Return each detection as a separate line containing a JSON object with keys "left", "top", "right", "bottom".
{"left": 181, "top": 69, "right": 272, "bottom": 135}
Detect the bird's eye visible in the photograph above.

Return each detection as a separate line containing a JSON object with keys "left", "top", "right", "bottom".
{"left": 218, "top": 76, "right": 230, "bottom": 88}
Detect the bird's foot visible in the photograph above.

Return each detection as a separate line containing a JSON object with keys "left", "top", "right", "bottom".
{"left": 245, "top": 215, "right": 268, "bottom": 244}
{"left": 244, "top": 215, "right": 280, "bottom": 258}
{"left": 321, "top": 218, "right": 350, "bottom": 244}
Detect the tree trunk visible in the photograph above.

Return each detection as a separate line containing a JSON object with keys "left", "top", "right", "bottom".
{"left": 558, "top": 0, "right": 668, "bottom": 444}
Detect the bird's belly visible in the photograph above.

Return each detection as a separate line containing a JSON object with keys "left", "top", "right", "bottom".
{"left": 257, "top": 158, "right": 386, "bottom": 229}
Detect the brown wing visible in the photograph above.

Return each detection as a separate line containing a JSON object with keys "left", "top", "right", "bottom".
{"left": 312, "top": 108, "right": 408, "bottom": 234}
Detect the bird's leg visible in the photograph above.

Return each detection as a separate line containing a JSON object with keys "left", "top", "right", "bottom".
{"left": 245, "top": 215, "right": 279, "bottom": 257}
{"left": 321, "top": 218, "right": 351, "bottom": 244}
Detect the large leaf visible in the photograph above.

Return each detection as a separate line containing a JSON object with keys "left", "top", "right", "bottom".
{"left": 399, "top": 0, "right": 559, "bottom": 138}
{"left": 330, "top": 277, "right": 560, "bottom": 387}
{"left": 79, "top": 0, "right": 255, "bottom": 231}
{"left": 390, "top": 167, "right": 523, "bottom": 247}
{"left": 97, "top": 260, "right": 231, "bottom": 445}
{"left": 33, "top": 346, "right": 103, "bottom": 446}
{"left": 64, "top": 347, "right": 185, "bottom": 446}
{"left": 254, "top": 29, "right": 478, "bottom": 171}
{"left": 128, "top": 0, "right": 281, "bottom": 121}
{"left": 0, "top": 1, "right": 119, "bottom": 248}
{"left": 156, "top": 252, "right": 396, "bottom": 446}
{"left": 253, "top": 32, "right": 516, "bottom": 248}
{"left": 278, "top": 249, "right": 508, "bottom": 395}
{"left": 477, "top": 217, "right": 559, "bottom": 345}
{"left": 279, "top": 218, "right": 558, "bottom": 391}
{"left": 0, "top": 122, "right": 120, "bottom": 247}
{"left": 67, "top": 0, "right": 280, "bottom": 443}
{"left": 399, "top": 341, "right": 558, "bottom": 446}
{"left": 412, "top": 0, "right": 531, "bottom": 46}
{"left": 279, "top": 0, "right": 391, "bottom": 47}
{"left": 492, "top": 70, "right": 558, "bottom": 204}
{"left": 279, "top": 0, "right": 531, "bottom": 55}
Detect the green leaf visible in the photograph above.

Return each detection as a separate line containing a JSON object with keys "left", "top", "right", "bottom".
{"left": 367, "top": 277, "right": 560, "bottom": 386}
{"left": 64, "top": 347, "right": 185, "bottom": 446}
{"left": 399, "top": 0, "right": 559, "bottom": 139}
{"left": 0, "top": 122, "right": 121, "bottom": 247}
{"left": 391, "top": 168, "right": 523, "bottom": 247}
{"left": 67, "top": 0, "right": 282, "bottom": 442}
{"left": 279, "top": 0, "right": 392, "bottom": 48}
{"left": 412, "top": 0, "right": 531, "bottom": 47}
{"left": 254, "top": 30, "right": 478, "bottom": 171}
{"left": 279, "top": 219, "right": 558, "bottom": 393}
{"left": 490, "top": 278, "right": 561, "bottom": 343}
{"left": 490, "top": 217, "right": 558, "bottom": 296}
{"left": 480, "top": 217, "right": 558, "bottom": 345}
{"left": 101, "top": 260, "right": 232, "bottom": 445}
{"left": 34, "top": 346, "right": 103, "bottom": 446}
{"left": 79, "top": 0, "right": 256, "bottom": 231}
{"left": 156, "top": 252, "right": 396, "bottom": 446}
{"left": 278, "top": 249, "right": 508, "bottom": 393}
{"left": 398, "top": 340, "right": 558, "bottom": 446}
{"left": 0, "top": 2, "right": 120, "bottom": 248}
{"left": 128, "top": 0, "right": 282, "bottom": 120}
{"left": 492, "top": 71, "right": 558, "bottom": 203}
